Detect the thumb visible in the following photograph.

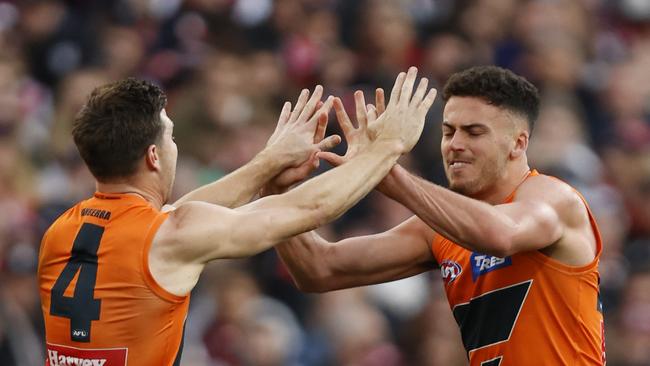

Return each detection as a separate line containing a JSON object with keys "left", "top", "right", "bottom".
{"left": 317, "top": 151, "right": 345, "bottom": 167}
{"left": 317, "top": 134, "right": 342, "bottom": 151}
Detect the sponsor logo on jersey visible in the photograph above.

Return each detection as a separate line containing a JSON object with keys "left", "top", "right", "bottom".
{"left": 470, "top": 253, "right": 512, "bottom": 281}
{"left": 72, "top": 329, "right": 88, "bottom": 338}
{"left": 46, "top": 343, "right": 127, "bottom": 366}
{"left": 440, "top": 259, "right": 463, "bottom": 285}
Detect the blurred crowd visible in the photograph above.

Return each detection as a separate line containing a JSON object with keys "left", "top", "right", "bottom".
{"left": 1, "top": 0, "right": 650, "bottom": 365}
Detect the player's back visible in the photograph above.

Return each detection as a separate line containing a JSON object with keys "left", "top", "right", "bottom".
{"left": 39, "top": 192, "right": 189, "bottom": 366}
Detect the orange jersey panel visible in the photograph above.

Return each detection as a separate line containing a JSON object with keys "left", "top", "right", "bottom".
{"left": 38, "top": 192, "right": 189, "bottom": 366}
{"left": 434, "top": 172, "right": 605, "bottom": 365}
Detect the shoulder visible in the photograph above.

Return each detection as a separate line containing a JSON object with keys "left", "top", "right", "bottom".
{"left": 515, "top": 174, "right": 588, "bottom": 227}
{"left": 155, "top": 201, "right": 240, "bottom": 244}
{"left": 152, "top": 201, "right": 229, "bottom": 263}
{"left": 164, "top": 201, "right": 231, "bottom": 227}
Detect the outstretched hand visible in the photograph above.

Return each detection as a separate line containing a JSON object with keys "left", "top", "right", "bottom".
{"left": 316, "top": 91, "right": 378, "bottom": 167}
{"left": 369, "top": 66, "right": 437, "bottom": 152}
{"left": 265, "top": 85, "right": 341, "bottom": 170}
{"left": 263, "top": 67, "right": 436, "bottom": 194}
{"left": 320, "top": 67, "right": 437, "bottom": 167}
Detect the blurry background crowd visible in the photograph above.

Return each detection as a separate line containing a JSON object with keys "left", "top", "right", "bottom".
{"left": 1, "top": 0, "right": 650, "bottom": 365}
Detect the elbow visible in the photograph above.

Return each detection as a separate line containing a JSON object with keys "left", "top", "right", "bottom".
{"left": 486, "top": 244, "right": 515, "bottom": 258}
{"left": 480, "top": 226, "right": 515, "bottom": 258}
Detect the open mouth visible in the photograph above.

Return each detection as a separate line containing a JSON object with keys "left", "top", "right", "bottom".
{"left": 448, "top": 160, "right": 472, "bottom": 168}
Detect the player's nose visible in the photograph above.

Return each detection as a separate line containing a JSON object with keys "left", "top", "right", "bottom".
{"left": 448, "top": 133, "right": 467, "bottom": 152}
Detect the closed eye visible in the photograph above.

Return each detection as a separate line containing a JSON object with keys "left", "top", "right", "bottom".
{"left": 463, "top": 125, "right": 488, "bottom": 136}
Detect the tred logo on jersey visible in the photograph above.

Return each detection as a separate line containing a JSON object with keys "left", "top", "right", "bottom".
{"left": 441, "top": 259, "right": 462, "bottom": 285}
{"left": 470, "top": 253, "right": 512, "bottom": 281}
{"left": 46, "top": 343, "right": 127, "bottom": 366}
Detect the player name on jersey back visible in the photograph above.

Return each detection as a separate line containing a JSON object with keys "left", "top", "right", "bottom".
{"left": 46, "top": 343, "right": 127, "bottom": 366}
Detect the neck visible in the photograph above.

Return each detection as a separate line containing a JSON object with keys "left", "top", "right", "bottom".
{"left": 470, "top": 162, "right": 531, "bottom": 205}
{"left": 96, "top": 179, "right": 165, "bottom": 210}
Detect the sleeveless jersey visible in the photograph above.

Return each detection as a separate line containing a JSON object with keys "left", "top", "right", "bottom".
{"left": 38, "top": 192, "right": 189, "bottom": 366}
{"left": 434, "top": 171, "right": 605, "bottom": 365}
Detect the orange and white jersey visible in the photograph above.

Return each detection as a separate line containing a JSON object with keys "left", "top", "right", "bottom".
{"left": 434, "top": 171, "right": 606, "bottom": 365}
{"left": 39, "top": 192, "right": 189, "bottom": 366}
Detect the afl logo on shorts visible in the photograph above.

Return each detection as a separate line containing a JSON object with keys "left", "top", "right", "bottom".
{"left": 440, "top": 260, "right": 462, "bottom": 285}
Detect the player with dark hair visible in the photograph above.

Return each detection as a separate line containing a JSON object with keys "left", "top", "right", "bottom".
{"left": 38, "top": 69, "right": 438, "bottom": 365}
{"left": 273, "top": 66, "right": 606, "bottom": 365}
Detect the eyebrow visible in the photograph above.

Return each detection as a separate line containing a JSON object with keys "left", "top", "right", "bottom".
{"left": 442, "top": 122, "right": 488, "bottom": 130}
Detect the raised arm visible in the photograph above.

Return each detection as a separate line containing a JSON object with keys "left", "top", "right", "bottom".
{"left": 315, "top": 86, "right": 593, "bottom": 268}
{"left": 152, "top": 67, "right": 438, "bottom": 295}
{"left": 276, "top": 216, "right": 437, "bottom": 292}
{"left": 168, "top": 139, "right": 403, "bottom": 262}
{"left": 381, "top": 166, "right": 595, "bottom": 264}
{"left": 171, "top": 86, "right": 339, "bottom": 208}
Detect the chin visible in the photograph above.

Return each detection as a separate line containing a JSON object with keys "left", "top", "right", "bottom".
{"left": 448, "top": 180, "right": 479, "bottom": 196}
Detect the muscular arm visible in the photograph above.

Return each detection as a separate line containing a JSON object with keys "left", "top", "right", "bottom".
{"left": 380, "top": 165, "right": 573, "bottom": 258}
{"left": 171, "top": 148, "right": 287, "bottom": 208}
{"left": 151, "top": 141, "right": 403, "bottom": 295}
{"left": 275, "top": 216, "right": 436, "bottom": 292}
{"left": 166, "top": 140, "right": 403, "bottom": 262}
{"left": 172, "top": 86, "right": 338, "bottom": 209}
{"left": 153, "top": 67, "right": 438, "bottom": 295}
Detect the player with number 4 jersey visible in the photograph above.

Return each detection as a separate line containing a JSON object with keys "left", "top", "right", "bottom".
{"left": 39, "top": 193, "right": 183, "bottom": 366}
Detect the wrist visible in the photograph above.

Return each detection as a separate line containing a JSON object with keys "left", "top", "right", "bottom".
{"left": 377, "top": 164, "right": 399, "bottom": 193}
{"left": 368, "top": 139, "right": 404, "bottom": 156}
{"left": 258, "top": 146, "right": 291, "bottom": 172}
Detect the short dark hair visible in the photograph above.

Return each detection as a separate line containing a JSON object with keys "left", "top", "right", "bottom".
{"left": 72, "top": 78, "right": 167, "bottom": 182}
{"left": 442, "top": 66, "right": 540, "bottom": 132}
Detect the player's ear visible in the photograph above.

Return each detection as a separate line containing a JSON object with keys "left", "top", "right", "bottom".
{"left": 145, "top": 144, "right": 161, "bottom": 171}
{"left": 510, "top": 130, "right": 528, "bottom": 160}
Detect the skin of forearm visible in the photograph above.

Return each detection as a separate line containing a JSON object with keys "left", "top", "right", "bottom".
{"left": 174, "top": 148, "right": 286, "bottom": 208}
{"left": 258, "top": 140, "right": 402, "bottom": 247}
{"left": 386, "top": 167, "right": 515, "bottom": 256}
{"left": 273, "top": 142, "right": 402, "bottom": 289}
{"left": 286, "top": 140, "right": 402, "bottom": 229}
{"left": 275, "top": 231, "right": 329, "bottom": 291}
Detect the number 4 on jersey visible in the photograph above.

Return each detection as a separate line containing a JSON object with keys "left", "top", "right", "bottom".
{"left": 50, "top": 223, "right": 104, "bottom": 342}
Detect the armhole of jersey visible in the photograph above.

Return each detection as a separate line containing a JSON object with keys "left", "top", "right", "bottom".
{"left": 142, "top": 212, "right": 188, "bottom": 303}
{"left": 431, "top": 234, "right": 446, "bottom": 265}
{"left": 528, "top": 187, "right": 603, "bottom": 274}
{"left": 576, "top": 191, "right": 603, "bottom": 260}
{"left": 541, "top": 173, "right": 603, "bottom": 261}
